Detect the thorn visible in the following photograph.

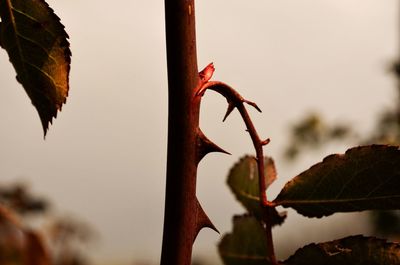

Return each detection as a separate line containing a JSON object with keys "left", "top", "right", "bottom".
{"left": 223, "top": 102, "right": 236, "bottom": 122}
{"left": 252, "top": 156, "right": 258, "bottom": 163}
{"left": 244, "top": 100, "right": 262, "bottom": 113}
{"left": 261, "top": 138, "right": 271, "bottom": 146}
{"left": 199, "top": 62, "right": 215, "bottom": 83}
{"left": 194, "top": 198, "right": 219, "bottom": 242}
{"left": 197, "top": 129, "right": 231, "bottom": 163}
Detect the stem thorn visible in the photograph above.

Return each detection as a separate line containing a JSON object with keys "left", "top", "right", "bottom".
{"left": 244, "top": 99, "right": 262, "bottom": 113}
{"left": 197, "top": 129, "right": 231, "bottom": 163}
{"left": 261, "top": 138, "right": 271, "bottom": 146}
{"left": 223, "top": 102, "right": 236, "bottom": 122}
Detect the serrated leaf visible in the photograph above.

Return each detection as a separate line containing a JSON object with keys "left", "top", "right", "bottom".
{"left": 227, "top": 156, "right": 276, "bottom": 217}
{"left": 218, "top": 215, "right": 273, "bottom": 265}
{"left": 274, "top": 145, "right": 400, "bottom": 218}
{"left": 0, "top": 0, "right": 71, "bottom": 135}
{"left": 283, "top": 235, "right": 400, "bottom": 265}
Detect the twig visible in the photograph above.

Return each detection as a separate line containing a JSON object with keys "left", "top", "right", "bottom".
{"left": 196, "top": 64, "right": 277, "bottom": 264}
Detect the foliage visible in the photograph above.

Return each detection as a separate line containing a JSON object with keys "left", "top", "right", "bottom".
{"left": 227, "top": 156, "right": 285, "bottom": 224}
{"left": 1, "top": 0, "right": 400, "bottom": 265}
{"left": 283, "top": 235, "right": 400, "bottom": 265}
{"left": 274, "top": 145, "right": 400, "bottom": 218}
{"left": 218, "top": 215, "right": 271, "bottom": 265}
{"left": 283, "top": 113, "right": 352, "bottom": 160}
{"left": 0, "top": 0, "right": 70, "bottom": 135}
{"left": 220, "top": 146, "right": 400, "bottom": 265}
{"left": 0, "top": 182, "right": 94, "bottom": 265}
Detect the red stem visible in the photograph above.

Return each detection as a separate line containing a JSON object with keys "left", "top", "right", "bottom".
{"left": 161, "top": 0, "right": 201, "bottom": 264}
{"left": 198, "top": 80, "right": 277, "bottom": 264}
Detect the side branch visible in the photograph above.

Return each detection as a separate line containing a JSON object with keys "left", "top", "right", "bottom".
{"left": 196, "top": 77, "right": 276, "bottom": 264}
{"left": 198, "top": 80, "right": 269, "bottom": 205}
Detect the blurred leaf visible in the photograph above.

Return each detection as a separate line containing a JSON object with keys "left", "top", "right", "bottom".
{"left": 283, "top": 235, "right": 400, "bottom": 265}
{"left": 284, "top": 145, "right": 299, "bottom": 161}
{"left": 50, "top": 216, "right": 95, "bottom": 244}
{"left": 274, "top": 145, "right": 400, "bottom": 218}
{"left": 284, "top": 113, "right": 352, "bottom": 161}
{"left": 371, "top": 210, "right": 400, "bottom": 238}
{"left": 329, "top": 125, "right": 350, "bottom": 139}
{"left": 0, "top": 213, "right": 25, "bottom": 265}
{"left": 0, "top": 0, "right": 70, "bottom": 135}
{"left": 391, "top": 60, "right": 400, "bottom": 78}
{"left": 0, "top": 211, "right": 51, "bottom": 265}
{"left": 365, "top": 109, "right": 400, "bottom": 145}
{"left": 292, "top": 114, "right": 324, "bottom": 145}
{"left": 227, "top": 156, "right": 285, "bottom": 224}
{"left": 0, "top": 183, "right": 48, "bottom": 215}
{"left": 24, "top": 230, "right": 51, "bottom": 265}
{"left": 218, "top": 215, "right": 273, "bottom": 265}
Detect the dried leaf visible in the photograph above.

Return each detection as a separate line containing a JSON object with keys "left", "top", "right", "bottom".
{"left": 283, "top": 235, "right": 400, "bottom": 265}
{"left": 274, "top": 145, "right": 400, "bottom": 218}
{"left": 0, "top": 0, "right": 70, "bottom": 135}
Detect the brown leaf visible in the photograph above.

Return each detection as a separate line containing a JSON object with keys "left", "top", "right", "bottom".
{"left": 0, "top": 0, "right": 71, "bottom": 135}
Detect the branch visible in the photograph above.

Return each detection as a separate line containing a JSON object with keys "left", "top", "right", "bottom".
{"left": 196, "top": 63, "right": 277, "bottom": 264}
{"left": 197, "top": 79, "right": 270, "bottom": 206}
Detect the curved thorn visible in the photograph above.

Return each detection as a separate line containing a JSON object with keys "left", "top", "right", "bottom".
{"left": 244, "top": 100, "right": 262, "bottom": 113}
{"left": 261, "top": 138, "right": 271, "bottom": 146}
{"left": 193, "top": 198, "right": 219, "bottom": 242}
{"left": 223, "top": 102, "right": 236, "bottom": 122}
{"left": 197, "top": 129, "right": 231, "bottom": 163}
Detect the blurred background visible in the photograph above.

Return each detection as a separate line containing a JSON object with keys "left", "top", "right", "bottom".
{"left": 0, "top": 0, "right": 399, "bottom": 264}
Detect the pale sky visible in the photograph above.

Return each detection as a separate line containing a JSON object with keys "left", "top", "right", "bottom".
{"left": 0, "top": 1, "right": 398, "bottom": 264}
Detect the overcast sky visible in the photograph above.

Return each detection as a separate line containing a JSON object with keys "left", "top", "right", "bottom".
{"left": 0, "top": 1, "right": 398, "bottom": 264}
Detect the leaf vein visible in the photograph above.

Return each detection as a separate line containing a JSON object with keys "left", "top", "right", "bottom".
{"left": 24, "top": 61, "right": 61, "bottom": 90}
{"left": 11, "top": 7, "right": 57, "bottom": 38}
{"left": 16, "top": 33, "right": 57, "bottom": 63}
{"left": 278, "top": 194, "right": 400, "bottom": 206}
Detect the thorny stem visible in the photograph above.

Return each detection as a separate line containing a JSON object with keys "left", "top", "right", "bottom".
{"left": 161, "top": 0, "right": 204, "bottom": 264}
{"left": 197, "top": 76, "right": 277, "bottom": 264}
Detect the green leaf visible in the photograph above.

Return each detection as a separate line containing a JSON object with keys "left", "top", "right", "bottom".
{"left": 228, "top": 156, "right": 286, "bottom": 225}
{"left": 274, "top": 145, "right": 400, "bottom": 218}
{"left": 228, "top": 156, "right": 275, "bottom": 215}
{"left": 0, "top": 0, "right": 71, "bottom": 135}
{"left": 283, "top": 235, "right": 400, "bottom": 265}
{"left": 218, "top": 215, "right": 273, "bottom": 265}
